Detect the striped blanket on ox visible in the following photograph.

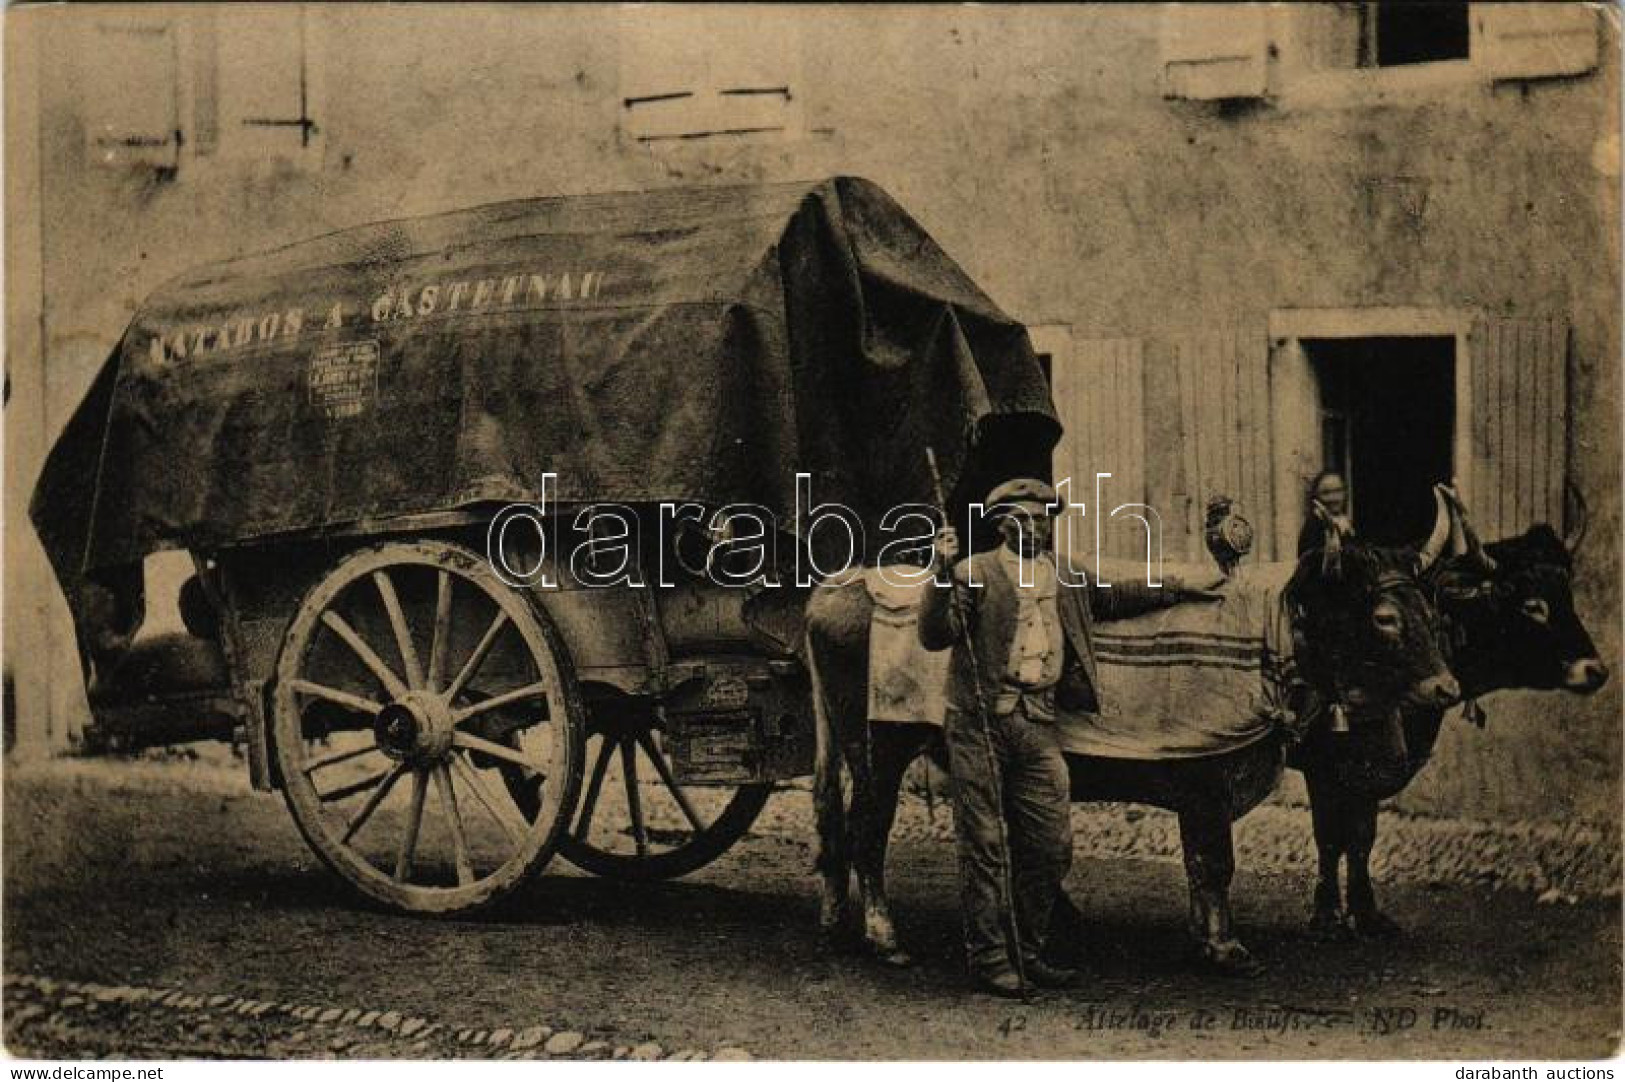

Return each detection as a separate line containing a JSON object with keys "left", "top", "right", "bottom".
{"left": 862, "top": 562, "right": 1298, "bottom": 761}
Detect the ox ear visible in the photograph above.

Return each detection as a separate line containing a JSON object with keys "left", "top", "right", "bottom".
{"left": 1417, "top": 485, "right": 1451, "bottom": 573}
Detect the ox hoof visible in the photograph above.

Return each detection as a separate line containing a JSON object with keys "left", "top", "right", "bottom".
{"left": 1347, "top": 909, "right": 1403, "bottom": 940}
{"left": 1195, "top": 940, "right": 1263, "bottom": 977}
{"left": 817, "top": 920, "right": 855, "bottom": 955}
{"left": 1309, "top": 909, "right": 1353, "bottom": 942}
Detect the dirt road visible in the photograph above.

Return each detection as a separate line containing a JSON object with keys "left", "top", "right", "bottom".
{"left": 4, "top": 758, "right": 1618, "bottom": 1059}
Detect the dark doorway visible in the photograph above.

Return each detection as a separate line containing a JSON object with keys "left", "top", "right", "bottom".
{"left": 1307, "top": 336, "right": 1455, "bottom": 547}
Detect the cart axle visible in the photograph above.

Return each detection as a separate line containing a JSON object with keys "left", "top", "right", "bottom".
{"left": 374, "top": 692, "right": 456, "bottom": 762}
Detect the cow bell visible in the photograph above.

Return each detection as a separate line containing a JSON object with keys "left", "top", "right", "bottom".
{"left": 1329, "top": 702, "right": 1350, "bottom": 735}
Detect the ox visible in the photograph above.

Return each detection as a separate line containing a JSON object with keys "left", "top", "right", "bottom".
{"left": 1298, "top": 489, "right": 1609, "bottom": 938}
{"left": 806, "top": 512, "right": 1459, "bottom": 975}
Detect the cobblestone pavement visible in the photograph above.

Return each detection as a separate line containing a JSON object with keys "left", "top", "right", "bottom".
{"left": 4, "top": 757, "right": 1620, "bottom": 1059}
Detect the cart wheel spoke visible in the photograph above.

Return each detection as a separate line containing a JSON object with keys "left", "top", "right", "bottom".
{"left": 451, "top": 753, "right": 527, "bottom": 845}
{"left": 427, "top": 570, "right": 454, "bottom": 692}
{"left": 556, "top": 717, "right": 772, "bottom": 882}
{"left": 302, "top": 739, "right": 383, "bottom": 776}
{"left": 340, "top": 761, "right": 409, "bottom": 843}
{"left": 444, "top": 611, "right": 510, "bottom": 702}
{"left": 432, "top": 764, "right": 475, "bottom": 886}
{"left": 453, "top": 681, "right": 549, "bottom": 724}
{"left": 621, "top": 738, "right": 649, "bottom": 858}
{"left": 452, "top": 731, "right": 549, "bottom": 776}
{"left": 372, "top": 570, "right": 425, "bottom": 690}
{"left": 319, "top": 766, "right": 392, "bottom": 804}
{"left": 636, "top": 730, "right": 707, "bottom": 834}
{"left": 290, "top": 680, "right": 383, "bottom": 718}
{"left": 574, "top": 735, "right": 617, "bottom": 839}
{"left": 320, "top": 611, "right": 409, "bottom": 700}
{"left": 394, "top": 768, "right": 429, "bottom": 882}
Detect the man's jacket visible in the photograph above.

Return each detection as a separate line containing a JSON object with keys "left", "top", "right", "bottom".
{"left": 917, "top": 549, "right": 1173, "bottom": 716}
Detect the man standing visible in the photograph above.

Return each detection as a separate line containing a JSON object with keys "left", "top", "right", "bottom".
{"left": 919, "top": 478, "right": 1211, "bottom": 996}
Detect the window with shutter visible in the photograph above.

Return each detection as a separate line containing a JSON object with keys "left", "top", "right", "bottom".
{"left": 80, "top": 20, "right": 181, "bottom": 170}
{"left": 1469, "top": 315, "right": 1571, "bottom": 538}
{"left": 1477, "top": 2, "right": 1599, "bottom": 82}
{"left": 1281, "top": 3, "right": 1598, "bottom": 104}
{"left": 619, "top": 8, "right": 804, "bottom": 141}
{"left": 1161, "top": 3, "right": 1271, "bottom": 101}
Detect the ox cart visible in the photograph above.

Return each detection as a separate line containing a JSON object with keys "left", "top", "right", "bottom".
{"left": 31, "top": 177, "right": 1058, "bottom": 915}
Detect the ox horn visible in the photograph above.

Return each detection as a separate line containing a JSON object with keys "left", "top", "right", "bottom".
{"left": 1417, "top": 485, "right": 1452, "bottom": 572}
{"left": 1314, "top": 501, "right": 1343, "bottom": 580}
{"left": 1564, "top": 478, "right": 1589, "bottom": 556}
{"left": 1440, "top": 481, "right": 1497, "bottom": 573}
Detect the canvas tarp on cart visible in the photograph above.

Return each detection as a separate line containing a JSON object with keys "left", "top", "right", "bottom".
{"left": 31, "top": 177, "right": 1059, "bottom": 602}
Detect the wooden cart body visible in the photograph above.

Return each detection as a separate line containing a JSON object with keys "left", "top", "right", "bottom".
{"left": 206, "top": 514, "right": 815, "bottom": 795}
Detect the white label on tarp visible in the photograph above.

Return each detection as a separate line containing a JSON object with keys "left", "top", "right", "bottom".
{"left": 307, "top": 340, "right": 379, "bottom": 419}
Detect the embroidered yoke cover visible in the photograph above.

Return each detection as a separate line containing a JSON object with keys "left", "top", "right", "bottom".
{"left": 863, "top": 562, "right": 1297, "bottom": 761}
{"left": 1072, "top": 561, "right": 1296, "bottom": 759}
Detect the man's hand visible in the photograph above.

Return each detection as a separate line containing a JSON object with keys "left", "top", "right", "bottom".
{"left": 932, "top": 525, "right": 961, "bottom": 569}
{"left": 1162, "top": 568, "right": 1227, "bottom": 603}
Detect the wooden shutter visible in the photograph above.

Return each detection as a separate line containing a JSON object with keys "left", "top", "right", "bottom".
{"left": 620, "top": 7, "right": 714, "bottom": 140}
{"left": 1469, "top": 315, "right": 1570, "bottom": 538}
{"left": 1173, "top": 329, "right": 1275, "bottom": 561}
{"left": 212, "top": 7, "right": 318, "bottom": 157}
{"left": 620, "top": 9, "right": 802, "bottom": 140}
{"left": 80, "top": 21, "right": 180, "bottom": 169}
{"left": 1050, "top": 337, "right": 1146, "bottom": 560}
{"left": 1161, "top": 4, "right": 1270, "bottom": 101}
{"left": 1477, "top": 3, "right": 1599, "bottom": 82}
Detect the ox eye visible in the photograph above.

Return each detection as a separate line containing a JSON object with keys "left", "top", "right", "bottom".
{"left": 1372, "top": 604, "right": 1402, "bottom": 634}
{"left": 1522, "top": 598, "right": 1550, "bottom": 624}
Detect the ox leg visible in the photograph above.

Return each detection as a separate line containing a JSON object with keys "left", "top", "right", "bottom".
{"left": 813, "top": 808, "right": 852, "bottom": 946}
{"left": 1304, "top": 770, "right": 1351, "bottom": 939}
{"left": 808, "top": 650, "right": 854, "bottom": 947}
{"left": 1177, "top": 799, "right": 1259, "bottom": 976}
{"left": 1344, "top": 797, "right": 1401, "bottom": 939}
{"left": 814, "top": 802, "right": 853, "bottom": 946}
{"left": 851, "top": 726, "right": 922, "bottom": 967}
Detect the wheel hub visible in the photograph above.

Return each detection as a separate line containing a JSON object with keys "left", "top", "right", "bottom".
{"left": 374, "top": 691, "right": 455, "bottom": 762}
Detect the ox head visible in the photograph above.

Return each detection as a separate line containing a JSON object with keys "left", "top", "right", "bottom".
{"left": 1430, "top": 485, "right": 1609, "bottom": 696}
{"left": 1290, "top": 502, "right": 1461, "bottom": 716}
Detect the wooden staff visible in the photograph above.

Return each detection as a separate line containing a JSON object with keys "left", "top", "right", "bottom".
{"left": 925, "top": 448, "right": 1028, "bottom": 1000}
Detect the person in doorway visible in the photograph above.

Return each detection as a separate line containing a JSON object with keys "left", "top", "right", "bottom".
{"left": 1296, "top": 470, "right": 1354, "bottom": 557}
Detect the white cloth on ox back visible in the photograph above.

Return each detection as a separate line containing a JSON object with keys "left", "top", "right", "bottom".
{"left": 860, "top": 561, "right": 1298, "bottom": 761}
{"left": 863, "top": 568, "right": 952, "bottom": 724}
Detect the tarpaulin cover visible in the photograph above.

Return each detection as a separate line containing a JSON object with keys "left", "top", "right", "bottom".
{"left": 31, "top": 177, "right": 1059, "bottom": 589}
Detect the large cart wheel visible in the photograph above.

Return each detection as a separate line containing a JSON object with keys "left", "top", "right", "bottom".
{"left": 512, "top": 711, "right": 771, "bottom": 881}
{"left": 272, "top": 541, "right": 583, "bottom": 915}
